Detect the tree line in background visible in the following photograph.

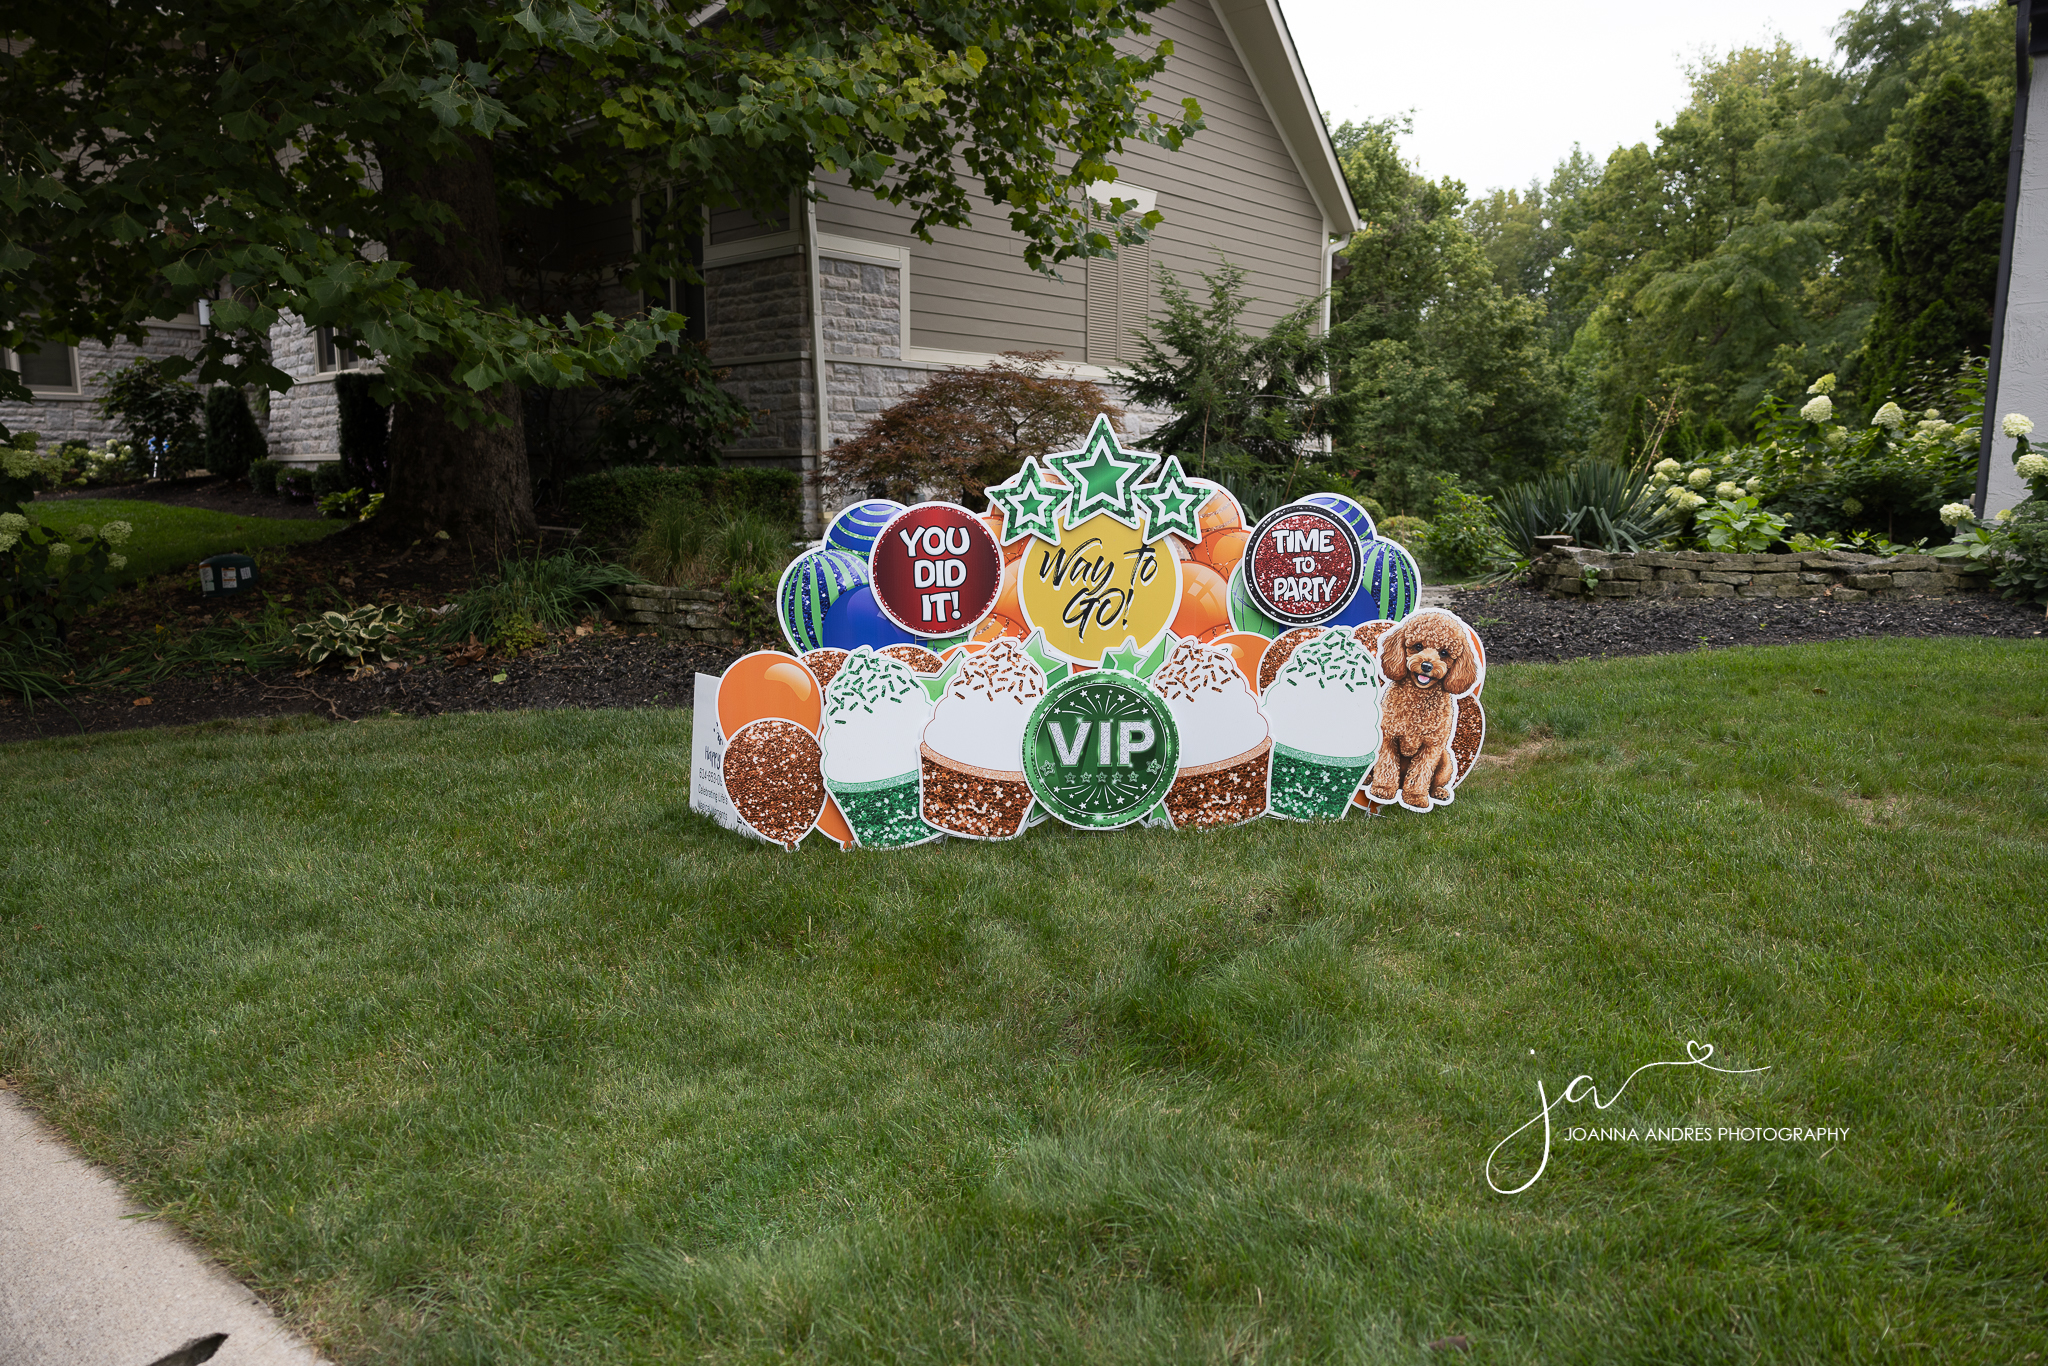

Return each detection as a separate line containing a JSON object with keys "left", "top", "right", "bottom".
{"left": 1318, "top": 0, "right": 2011, "bottom": 514}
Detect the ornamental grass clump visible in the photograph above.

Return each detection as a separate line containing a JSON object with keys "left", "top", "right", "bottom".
{"left": 1492, "top": 461, "right": 1673, "bottom": 558}
{"left": 627, "top": 498, "right": 796, "bottom": 588}
{"left": 443, "top": 550, "right": 643, "bottom": 651}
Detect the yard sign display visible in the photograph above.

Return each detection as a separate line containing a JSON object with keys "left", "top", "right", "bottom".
{"left": 690, "top": 417, "right": 1489, "bottom": 850}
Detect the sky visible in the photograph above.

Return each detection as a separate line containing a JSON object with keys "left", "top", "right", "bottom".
{"left": 1281, "top": 0, "right": 1861, "bottom": 197}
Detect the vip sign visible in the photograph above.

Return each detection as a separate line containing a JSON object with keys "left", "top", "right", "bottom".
{"left": 1022, "top": 672, "right": 1180, "bottom": 828}
{"left": 869, "top": 503, "right": 1004, "bottom": 636}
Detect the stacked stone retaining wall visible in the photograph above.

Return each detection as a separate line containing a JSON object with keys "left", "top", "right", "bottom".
{"left": 610, "top": 584, "right": 740, "bottom": 644}
{"left": 1531, "top": 546, "right": 1989, "bottom": 601}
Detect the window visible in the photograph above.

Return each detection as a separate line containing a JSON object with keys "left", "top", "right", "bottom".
{"left": 1085, "top": 230, "right": 1151, "bottom": 365}
{"left": 5, "top": 345, "right": 79, "bottom": 393}
{"left": 314, "top": 327, "right": 371, "bottom": 373}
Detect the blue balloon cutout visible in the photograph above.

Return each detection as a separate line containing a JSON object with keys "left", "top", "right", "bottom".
{"left": 1324, "top": 587, "right": 1384, "bottom": 630}
{"left": 1299, "top": 491, "right": 1378, "bottom": 545}
{"left": 820, "top": 585, "right": 917, "bottom": 651}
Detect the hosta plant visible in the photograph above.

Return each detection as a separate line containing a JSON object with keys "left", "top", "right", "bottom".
{"left": 1692, "top": 496, "right": 1791, "bottom": 553}
{"left": 288, "top": 604, "right": 417, "bottom": 667}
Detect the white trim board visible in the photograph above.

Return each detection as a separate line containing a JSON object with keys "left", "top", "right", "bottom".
{"left": 1208, "top": 0, "right": 1360, "bottom": 236}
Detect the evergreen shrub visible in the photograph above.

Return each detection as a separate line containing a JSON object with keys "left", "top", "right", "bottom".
{"left": 203, "top": 386, "right": 268, "bottom": 480}
{"left": 334, "top": 373, "right": 391, "bottom": 492}
{"left": 311, "top": 461, "right": 351, "bottom": 498}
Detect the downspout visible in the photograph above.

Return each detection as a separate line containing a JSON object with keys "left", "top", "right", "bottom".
{"left": 1319, "top": 231, "right": 1348, "bottom": 456}
{"left": 805, "top": 188, "right": 830, "bottom": 537}
{"left": 1976, "top": 0, "right": 2033, "bottom": 514}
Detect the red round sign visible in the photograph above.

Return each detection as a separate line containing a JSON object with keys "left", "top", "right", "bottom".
{"left": 868, "top": 502, "right": 1005, "bottom": 637}
{"left": 1243, "top": 503, "right": 1363, "bottom": 626}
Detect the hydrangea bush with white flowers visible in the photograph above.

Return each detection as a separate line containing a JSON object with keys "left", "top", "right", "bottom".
{"left": 1656, "top": 369, "right": 1984, "bottom": 548}
{"left": 0, "top": 511, "right": 135, "bottom": 641}
{"left": 1933, "top": 418, "right": 2048, "bottom": 603}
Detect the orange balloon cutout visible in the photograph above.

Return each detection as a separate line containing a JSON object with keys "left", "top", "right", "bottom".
{"left": 1210, "top": 631, "right": 1273, "bottom": 692}
{"left": 716, "top": 651, "right": 822, "bottom": 737}
{"left": 1197, "top": 527, "right": 1250, "bottom": 579}
{"left": 815, "top": 795, "right": 856, "bottom": 849}
{"left": 1198, "top": 490, "right": 1244, "bottom": 535}
{"left": 992, "top": 555, "right": 1025, "bottom": 628}
{"left": 983, "top": 509, "right": 1027, "bottom": 564}
{"left": 968, "top": 613, "right": 1026, "bottom": 647}
{"left": 1170, "top": 561, "right": 1232, "bottom": 641}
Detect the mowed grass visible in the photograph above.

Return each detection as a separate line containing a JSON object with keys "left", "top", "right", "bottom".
{"left": 31, "top": 497, "right": 341, "bottom": 584}
{"left": 2, "top": 638, "right": 2044, "bottom": 1364}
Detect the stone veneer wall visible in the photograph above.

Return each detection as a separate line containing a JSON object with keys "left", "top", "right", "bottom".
{"left": 706, "top": 253, "right": 815, "bottom": 464}
{"left": 819, "top": 254, "right": 915, "bottom": 452}
{"left": 0, "top": 324, "right": 202, "bottom": 447}
{"left": 1532, "top": 545, "right": 1991, "bottom": 601}
{"left": 262, "top": 315, "right": 344, "bottom": 466}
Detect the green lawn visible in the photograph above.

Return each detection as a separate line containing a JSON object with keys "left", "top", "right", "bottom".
{"left": 2, "top": 638, "right": 2044, "bottom": 1364}
{"left": 31, "top": 497, "right": 341, "bottom": 584}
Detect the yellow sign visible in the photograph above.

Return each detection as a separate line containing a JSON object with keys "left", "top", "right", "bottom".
{"left": 1017, "top": 512, "right": 1182, "bottom": 665}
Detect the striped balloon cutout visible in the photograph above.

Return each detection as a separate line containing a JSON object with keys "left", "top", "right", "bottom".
{"left": 1355, "top": 539, "right": 1420, "bottom": 624}
{"left": 823, "top": 500, "right": 906, "bottom": 560}
{"left": 777, "top": 549, "right": 869, "bottom": 654}
{"left": 1225, "top": 559, "right": 1284, "bottom": 639}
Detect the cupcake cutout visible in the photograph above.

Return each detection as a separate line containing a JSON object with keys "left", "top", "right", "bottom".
{"left": 1152, "top": 637, "right": 1272, "bottom": 829}
{"left": 1261, "top": 629, "right": 1383, "bottom": 821}
{"left": 919, "top": 636, "right": 1047, "bottom": 839}
{"left": 821, "top": 648, "right": 942, "bottom": 849}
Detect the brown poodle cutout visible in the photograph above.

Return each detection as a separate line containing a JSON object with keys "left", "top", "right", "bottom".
{"left": 1367, "top": 609, "right": 1485, "bottom": 812}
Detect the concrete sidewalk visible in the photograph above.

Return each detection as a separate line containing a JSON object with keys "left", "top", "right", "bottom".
{"left": 0, "top": 1089, "right": 328, "bottom": 1366}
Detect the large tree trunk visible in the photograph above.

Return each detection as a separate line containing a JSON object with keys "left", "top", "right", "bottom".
{"left": 381, "top": 134, "right": 537, "bottom": 549}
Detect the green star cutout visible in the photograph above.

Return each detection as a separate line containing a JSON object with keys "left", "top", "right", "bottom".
{"left": 1020, "top": 628, "right": 1072, "bottom": 683}
{"left": 1045, "top": 416, "right": 1149, "bottom": 528}
{"left": 1098, "top": 633, "right": 1173, "bottom": 680}
{"left": 1135, "top": 454, "right": 1204, "bottom": 544}
{"left": 983, "top": 457, "right": 1064, "bottom": 546}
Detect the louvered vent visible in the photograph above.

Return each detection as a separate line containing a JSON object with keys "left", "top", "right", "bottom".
{"left": 1085, "top": 223, "right": 1152, "bottom": 364}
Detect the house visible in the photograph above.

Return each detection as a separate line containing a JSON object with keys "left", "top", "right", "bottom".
{"left": 1981, "top": 0, "right": 2048, "bottom": 514}
{"left": 3, "top": 0, "right": 1359, "bottom": 530}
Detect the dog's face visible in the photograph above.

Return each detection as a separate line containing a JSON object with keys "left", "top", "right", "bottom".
{"left": 1379, "top": 613, "right": 1479, "bottom": 695}
{"left": 1402, "top": 636, "right": 1457, "bottom": 689}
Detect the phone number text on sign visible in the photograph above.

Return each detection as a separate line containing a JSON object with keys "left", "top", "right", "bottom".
{"left": 1243, "top": 505, "right": 1362, "bottom": 626}
{"left": 868, "top": 503, "right": 1004, "bottom": 637}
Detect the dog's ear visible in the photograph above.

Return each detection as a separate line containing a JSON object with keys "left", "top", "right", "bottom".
{"left": 1377, "top": 623, "right": 1410, "bottom": 681}
{"left": 1443, "top": 629, "right": 1481, "bottom": 696}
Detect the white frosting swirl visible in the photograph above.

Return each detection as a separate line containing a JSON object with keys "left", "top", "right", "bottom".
{"left": 919, "top": 637, "right": 1047, "bottom": 774}
{"left": 820, "top": 648, "right": 932, "bottom": 785}
{"left": 1262, "top": 629, "right": 1381, "bottom": 760}
{"left": 1151, "top": 637, "right": 1268, "bottom": 767}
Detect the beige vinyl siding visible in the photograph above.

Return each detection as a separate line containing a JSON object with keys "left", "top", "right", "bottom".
{"left": 816, "top": 185, "right": 1087, "bottom": 355}
{"left": 811, "top": 0, "right": 1328, "bottom": 363}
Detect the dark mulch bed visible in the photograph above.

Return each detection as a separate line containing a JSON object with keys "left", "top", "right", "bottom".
{"left": 38, "top": 473, "right": 326, "bottom": 520}
{"left": 1442, "top": 584, "right": 2048, "bottom": 663}
{"left": 64, "top": 521, "right": 534, "bottom": 658}
{"left": 8, "top": 578, "right": 2043, "bottom": 745}
{"left": 0, "top": 631, "right": 740, "bottom": 743}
